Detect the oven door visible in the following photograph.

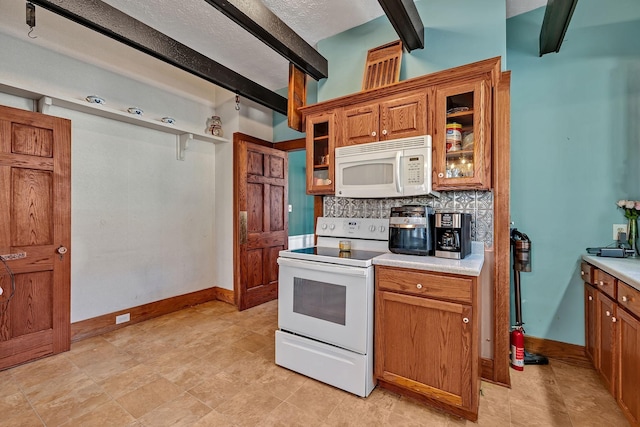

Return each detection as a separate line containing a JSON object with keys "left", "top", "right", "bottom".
{"left": 277, "top": 257, "right": 373, "bottom": 354}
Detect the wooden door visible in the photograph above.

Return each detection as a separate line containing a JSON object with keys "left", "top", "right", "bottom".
{"left": 379, "top": 92, "right": 427, "bottom": 141}
{"left": 234, "top": 135, "right": 288, "bottom": 311}
{"left": 584, "top": 284, "right": 598, "bottom": 365}
{"left": 375, "top": 290, "right": 474, "bottom": 409}
{"left": 0, "top": 105, "right": 71, "bottom": 370}
{"left": 617, "top": 308, "right": 640, "bottom": 426}
{"left": 342, "top": 103, "right": 379, "bottom": 146}
{"left": 596, "top": 291, "right": 617, "bottom": 395}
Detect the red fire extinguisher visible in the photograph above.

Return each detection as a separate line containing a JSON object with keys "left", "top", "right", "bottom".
{"left": 510, "top": 326, "right": 525, "bottom": 371}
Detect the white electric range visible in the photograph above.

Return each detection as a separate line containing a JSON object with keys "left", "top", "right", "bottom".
{"left": 276, "top": 217, "right": 389, "bottom": 397}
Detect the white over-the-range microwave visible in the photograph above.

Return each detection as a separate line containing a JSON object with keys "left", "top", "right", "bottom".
{"left": 334, "top": 135, "right": 439, "bottom": 198}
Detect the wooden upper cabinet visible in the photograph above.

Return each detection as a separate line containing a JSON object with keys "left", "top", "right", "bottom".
{"left": 433, "top": 79, "right": 491, "bottom": 190}
{"left": 305, "top": 111, "right": 336, "bottom": 195}
{"left": 341, "top": 91, "right": 427, "bottom": 147}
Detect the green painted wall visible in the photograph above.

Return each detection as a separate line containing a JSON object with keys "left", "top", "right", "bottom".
{"left": 317, "top": 0, "right": 506, "bottom": 101}
{"left": 273, "top": 84, "right": 317, "bottom": 237}
{"left": 507, "top": 0, "right": 640, "bottom": 344}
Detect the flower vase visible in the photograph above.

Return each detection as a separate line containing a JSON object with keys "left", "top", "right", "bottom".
{"left": 630, "top": 218, "right": 639, "bottom": 256}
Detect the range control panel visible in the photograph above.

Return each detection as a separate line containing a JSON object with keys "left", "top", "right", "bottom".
{"left": 315, "top": 217, "right": 390, "bottom": 240}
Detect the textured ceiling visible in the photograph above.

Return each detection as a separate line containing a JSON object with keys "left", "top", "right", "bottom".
{"left": 0, "top": 0, "right": 547, "bottom": 102}
{"left": 99, "top": 0, "right": 386, "bottom": 91}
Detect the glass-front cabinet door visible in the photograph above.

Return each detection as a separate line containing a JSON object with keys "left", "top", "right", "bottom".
{"left": 433, "top": 79, "right": 490, "bottom": 190}
{"left": 305, "top": 111, "right": 335, "bottom": 194}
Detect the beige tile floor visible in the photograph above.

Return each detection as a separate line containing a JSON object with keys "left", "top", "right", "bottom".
{"left": 0, "top": 299, "right": 630, "bottom": 427}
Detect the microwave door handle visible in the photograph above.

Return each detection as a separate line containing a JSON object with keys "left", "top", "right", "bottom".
{"left": 395, "top": 151, "right": 402, "bottom": 194}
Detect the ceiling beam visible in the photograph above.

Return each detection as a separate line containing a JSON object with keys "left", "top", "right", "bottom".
{"left": 377, "top": 0, "right": 424, "bottom": 51}
{"left": 539, "top": 0, "right": 579, "bottom": 56}
{"left": 28, "top": 0, "right": 288, "bottom": 114}
{"left": 203, "top": 0, "right": 328, "bottom": 81}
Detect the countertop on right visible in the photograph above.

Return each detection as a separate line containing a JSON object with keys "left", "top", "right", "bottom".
{"left": 582, "top": 255, "right": 640, "bottom": 292}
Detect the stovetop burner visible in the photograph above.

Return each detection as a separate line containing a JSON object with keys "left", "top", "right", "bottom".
{"left": 290, "top": 247, "right": 386, "bottom": 261}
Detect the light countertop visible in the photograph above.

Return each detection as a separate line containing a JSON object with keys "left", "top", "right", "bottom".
{"left": 373, "top": 242, "right": 485, "bottom": 277}
{"left": 582, "top": 255, "right": 640, "bottom": 292}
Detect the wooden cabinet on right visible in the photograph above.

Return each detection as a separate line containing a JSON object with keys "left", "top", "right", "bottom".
{"left": 433, "top": 79, "right": 491, "bottom": 190}
{"left": 617, "top": 308, "right": 640, "bottom": 426}
{"left": 596, "top": 290, "right": 617, "bottom": 395}
{"left": 581, "top": 261, "right": 640, "bottom": 427}
{"left": 341, "top": 91, "right": 427, "bottom": 146}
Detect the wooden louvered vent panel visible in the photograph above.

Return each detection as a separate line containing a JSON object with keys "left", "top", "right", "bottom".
{"left": 362, "top": 40, "right": 403, "bottom": 91}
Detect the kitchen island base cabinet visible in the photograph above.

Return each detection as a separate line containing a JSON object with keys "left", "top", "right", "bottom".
{"left": 374, "top": 265, "right": 480, "bottom": 421}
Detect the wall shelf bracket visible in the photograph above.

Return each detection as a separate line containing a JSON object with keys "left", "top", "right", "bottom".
{"left": 177, "top": 133, "right": 192, "bottom": 161}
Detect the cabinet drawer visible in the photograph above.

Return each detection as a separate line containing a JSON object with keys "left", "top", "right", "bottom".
{"left": 618, "top": 281, "right": 640, "bottom": 319}
{"left": 594, "top": 269, "right": 616, "bottom": 299}
{"left": 580, "top": 262, "right": 594, "bottom": 285}
{"left": 376, "top": 266, "right": 472, "bottom": 304}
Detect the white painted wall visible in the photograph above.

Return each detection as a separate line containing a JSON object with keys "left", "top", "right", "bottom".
{"left": 0, "top": 28, "right": 272, "bottom": 320}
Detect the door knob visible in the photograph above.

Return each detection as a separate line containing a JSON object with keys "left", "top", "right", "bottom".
{"left": 382, "top": 129, "right": 388, "bottom": 135}
{"left": 416, "top": 284, "right": 422, "bottom": 289}
{"left": 57, "top": 246, "right": 68, "bottom": 255}
{"left": 371, "top": 131, "right": 377, "bottom": 137}
{"left": 438, "top": 172, "right": 444, "bottom": 178}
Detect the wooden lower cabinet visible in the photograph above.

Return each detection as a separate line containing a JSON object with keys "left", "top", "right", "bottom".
{"left": 596, "top": 290, "right": 617, "bottom": 395}
{"left": 584, "top": 284, "right": 597, "bottom": 365}
{"left": 582, "top": 261, "right": 640, "bottom": 427}
{"left": 618, "top": 308, "right": 640, "bottom": 426}
{"left": 374, "top": 266, "right": 479, "bottom": 421}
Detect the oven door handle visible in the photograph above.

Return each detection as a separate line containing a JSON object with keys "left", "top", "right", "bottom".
{"left": 277, "top": 257, "right": 369, "bottom": 277}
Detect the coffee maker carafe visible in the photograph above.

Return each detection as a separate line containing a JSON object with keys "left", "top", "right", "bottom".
{"left": 435, "top": 212, "right": 471, "bottom": 259}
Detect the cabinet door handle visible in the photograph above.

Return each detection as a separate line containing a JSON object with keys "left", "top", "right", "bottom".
{"left": 463, "top": 317, "right": 469, "bottom": 324}
{"left": 599, "top": 281, "right": 604, "bottom": 286}
{"left": 382, "top": 129, "right": 388, "bottom": 135}
{"left": 438, "top": 172, "right": 444, "bottom": 178}
{"left": 588, "top": 295, "right": 593, "bottom": 301}
{"left": 622, "top": 296, "right": 628, "bottom": 302}
{"left": 416, "top": 283, "right": 423, "bottom": 289}
{"left": 581, "top": 271, "right": 585, "bottom": 276}
{"left": 606, "top": 310, "right": 611, "bottom": 317}
{"left": 612, "top": 317, "right": 617, "bottom": 323}
{"left": 371, "top": 131, "right": 377, "bottom": 137}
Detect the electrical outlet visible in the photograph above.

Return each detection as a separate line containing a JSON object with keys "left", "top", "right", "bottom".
{"left": 613, "top": 224, "right": 627, "bottom": 240}
{"left": 115, "top": 313, "right": 130, "bottom": 324}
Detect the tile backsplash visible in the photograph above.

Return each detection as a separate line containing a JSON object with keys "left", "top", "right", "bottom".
{"left": 323, "top": 190, "right": 494, "bottom": 247}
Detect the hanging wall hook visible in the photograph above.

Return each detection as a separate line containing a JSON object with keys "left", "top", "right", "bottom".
{"left": 26, "top": 2, "right": 37, "bottom": 38}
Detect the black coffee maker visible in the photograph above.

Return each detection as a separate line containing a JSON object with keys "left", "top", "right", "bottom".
{"left": 434, "top": 212, "right": 471, "bottom": 259}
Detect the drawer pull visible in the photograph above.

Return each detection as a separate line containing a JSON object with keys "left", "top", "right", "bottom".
{"left": 371, "top": 131, "right": 377, "bottom": 137}
{"left": 622, "top": 296, "right": 628, "bottom": 302}
{"left": 581, "top": 271, "right": 585, "bottom": 276}
{"left": 588, "top": 295, "right": 593, "bottom": 301}
{"left": 606, "top": 310, "right": 611, "bottom": 317}
{"left": 416, "top": 283, "right": 423, "bottom": 289}
{"left": 612, "top": 317, "right": 617, "bottom": 323}
{"left": 463, "top": 317, "right": 469, "bottom": 324}
{"left": 382, "top": 129, "right": 388, "bottom": 135}
{"left": 599, "top": 281, "right": 604, "bottom": 286}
